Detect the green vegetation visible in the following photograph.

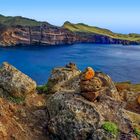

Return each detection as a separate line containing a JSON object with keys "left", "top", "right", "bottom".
{"left": 7, "top": 96, "right": 25, "bottom": 104}
{"left": 63, "top": 21, "right": 140, "bottom": 42}
{"left": 0, "top": 14, "right": 48, "bottom": 26}
{"left": 134, "top": 128, "right": 140, "bottom": 139}
{"left": 37, "top": 84, "right": 48, "bottom": 94}
{"left": 102, "top": 121, "right": 119, "bottom": 135}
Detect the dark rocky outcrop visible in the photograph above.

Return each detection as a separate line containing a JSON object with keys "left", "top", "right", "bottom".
{"left": 46, "top": 64, "right": 139, "bottom": 140}
{"left": 0, "top": 24, "right": 139, "bottom": 47}
{"left": 0, "top": 15, "right": 140, "bottom": 46}
{"left": 47, "top": 62, "right": 81, "bottom": 94}
{"left": 0, "top": 25, "right": 80, "bottom": 46}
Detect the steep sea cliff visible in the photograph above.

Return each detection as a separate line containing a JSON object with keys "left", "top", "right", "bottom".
{"left": 0, "top": 15, "right": 140, "bottom": 46}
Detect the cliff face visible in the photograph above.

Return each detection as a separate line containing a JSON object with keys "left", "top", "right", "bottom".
{"left": 75, "top": 32, "right": 139, "bottom": 45}
{"left": 0, "top": 25, "right": 80, "bottom": 46}
{"left": 0, "top": 15, "right": 140, "bottom": 46}
{"left": 0, "top": 24, "right": 139, "bottom": 47}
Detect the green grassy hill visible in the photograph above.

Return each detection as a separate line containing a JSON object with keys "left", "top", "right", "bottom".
{"left": 63, "top": 21, "right": 140, "bottom": 42}
{"left": 0, "top": 14, "right": 48, "bottom": 26}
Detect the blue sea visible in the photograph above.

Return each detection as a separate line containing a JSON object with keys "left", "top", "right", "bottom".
{"left": 0, "top": 44, "right": 140, "bottom": 85}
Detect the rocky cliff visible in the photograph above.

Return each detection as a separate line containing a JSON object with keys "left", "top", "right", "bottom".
{"left": 0, "top": 24, "right": 80, "bottom": 46}
{"left": 0, "top": 15, "right": 140, "bottom": 46}
{"left": 0, "top": 62, "right": 140, "bottom": 140}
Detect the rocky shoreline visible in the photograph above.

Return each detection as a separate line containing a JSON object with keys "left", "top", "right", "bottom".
{"left": 0, "top": 62, "right": 140, "bottom": 140}
{"left": 0, "top": 14, "right": 140, "bottom": 47}
{"left": 0, "top": 24, "right": 140, "bottom": 47}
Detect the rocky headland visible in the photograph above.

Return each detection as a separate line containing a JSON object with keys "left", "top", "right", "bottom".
{"left": 0, "top": 62, "right": 140, "bottom": 140}
{"left": 0, "top": 15, "right": 140, "bottom": 46}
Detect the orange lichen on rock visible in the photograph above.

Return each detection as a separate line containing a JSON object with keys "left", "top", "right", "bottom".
{"left": 84, "top": 67, "right": 95, "bottom": 80}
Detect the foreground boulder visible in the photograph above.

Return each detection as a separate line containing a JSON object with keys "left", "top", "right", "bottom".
{"left": 0, "top": 62, "right": 36, "bottom": 97}
{"left": 46, "top": 92, "right": 136, "bottom": 140}
{"left": 46, "top": 66, "right": 138, "bottom": 140}
{"left": 47, "top": 91, "right": 102, "bottom": 140}
{"left": 47, "top": 62, "right": 81, "bottom": 94}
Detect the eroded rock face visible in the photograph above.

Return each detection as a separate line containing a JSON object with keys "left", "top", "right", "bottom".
{"left": 46, "top": 65, "right": 138, "bottom": 140}
{"left": 46, "top": 92, "right": 136, "bottom": 140}
{"left": 80, "top": 68, "right": 120, "bottom": 102}
{"left": 47, "top": 63, "right": 81, "bottom": 94}
{"left": 0, "top": 62, "right": 36, "bottom": 97}
{"left": 47, "top": 91, "right": 102, "bottom": 140}
{"left": 0, "top": 23, "right": 139, "bottom": 47}
{"left": 0, "top": 25, "right": 80, "bottom": 46}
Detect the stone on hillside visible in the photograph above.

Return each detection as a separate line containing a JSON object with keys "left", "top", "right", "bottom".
{"left": 81, "top": 67, "right": 95, "bottom": 80}
{"left": 46, "top": 64, "right": 137, "bottom": 139}
{"left": 47, "top": 63, "right": 81, "bottom": 94}
{"left": 46, "top": 91, "right": 134, "bottom": 140}
{"left": 80, "top": 77, "right": 103, "bottom": 92}
{"left": 0, "top": 62, "right": 36, "bottom": 97}
{"left": 65, "top": 62, "right": 78, "bottom": 70}
{"left": 80, "top": 69, "right": 119, "bottom": 102}
{"left": 46, "top": 91, "right": 102, "bottom": 140}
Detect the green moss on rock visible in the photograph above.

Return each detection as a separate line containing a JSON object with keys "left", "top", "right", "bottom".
{"left": 36, "top": 84, "right": 48, "bottom": 94}
{"left": 134, "top": 128, "right": 140, "bottom": 139}
{"left": 102, "top": 121, "right": 119, "bottom": 135}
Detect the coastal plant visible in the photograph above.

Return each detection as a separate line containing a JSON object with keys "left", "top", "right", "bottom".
{"left": 102, "top": 121, "right": 119, "bottom": 135}
{"left": 134, "top": 128, "right": 140, "bottom": 139}
{"left": 36, "top": 84, "right": 48, "bottom": 94}
{"left": 8, "top": 96, "right": 25, "bottom": 104}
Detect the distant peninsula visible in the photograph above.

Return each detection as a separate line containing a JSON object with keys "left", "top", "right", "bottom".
{"left": 0, "top": 14, "right": 140, "bottom": 47}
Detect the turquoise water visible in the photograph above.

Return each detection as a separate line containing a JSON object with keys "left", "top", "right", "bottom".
{"left": 0, "top": 44, "right": 140, "bottom": 84}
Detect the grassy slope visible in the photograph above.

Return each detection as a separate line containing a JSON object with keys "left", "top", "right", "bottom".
{"left": 0, "top": 14, "right": 47, "bottom": 26}
{"left": 0, "top": 14, "right": 140, "bottom": 42}
{"left": 63, "top": 21, "right": 140, "bottom": 42}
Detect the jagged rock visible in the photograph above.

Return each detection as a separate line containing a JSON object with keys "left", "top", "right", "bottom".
{"left": 65, "top": 62, "right": 78, "bottom": 70}
{"left": 80, "top": 91, "right": 100, "bottom": 102}
{"left": 47, "top": 63, "right": 81, "bottom": 94}
{"left": 46, "top": 91, "right": 102, "bottom": 140}
{"left": 46, "top": 91, "right": 135, "bottom": 140}
{"left": 80, "top": 69, "right": 119, "bottom": 102}
{"left": 46, "top": 64, "right": 138, "bottom": 140}
{"left": 124, "top": 92, "right": 140, "bottom": 114}
{"left": 80, "top": 77, "right": 103, "bottom": 92}
{"left": 91, "top": 129, "right": 117, "bottom": 140}
{"left": 0, "top": 62, "right": 36, "bottom": 97}
{"left": 96, "top": 72, "right": 120, "bottom": 101}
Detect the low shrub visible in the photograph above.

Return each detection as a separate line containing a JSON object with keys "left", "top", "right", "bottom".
{"left": 36, "top": 84, "right": 48, "bottom": 94}
{"left": 102, "top": 121, "right": 119, "bottom": 135}
{"left": 8, "top": 96, "right": 25, "bottom": 104}
{"left": 134, "top": 128, "right": 140, "bottom": 139}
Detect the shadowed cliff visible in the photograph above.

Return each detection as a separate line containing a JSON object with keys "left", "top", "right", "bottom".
{"left": 0, "top": 14, "right": 140, "bottom": 46}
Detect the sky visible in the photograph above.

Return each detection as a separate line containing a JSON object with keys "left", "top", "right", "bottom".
{"left": 0, "top": 0, "right": 140, "bottom": 33}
